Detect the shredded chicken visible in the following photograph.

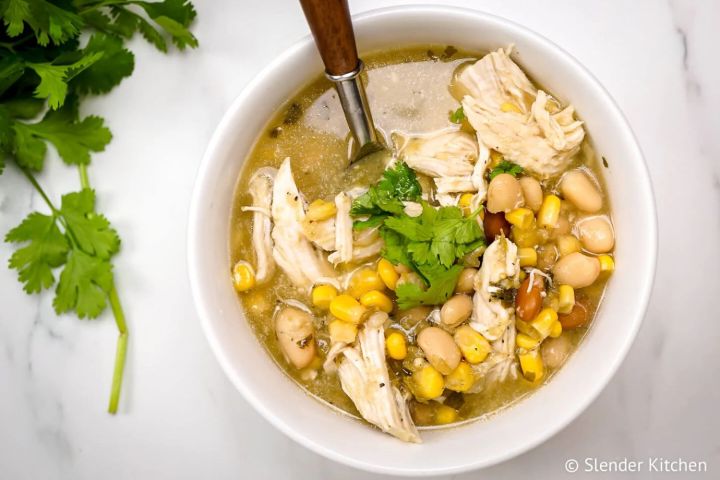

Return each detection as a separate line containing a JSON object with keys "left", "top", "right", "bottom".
{"left": 302, "top": 217, "right": 335, "bottom": 251}
{"left": 333, "top": 192, "right": 353, "bottom": 264}
{"left": 434, "top": 175, "right": 475, "bottom": 194}
{"left": 271, "top": 158, "right": 335, "bottom": 290}
{"left": 330, "top": 312, "right": 421, "bottom": 443}
{"left": 395, "top": 130, "right": 477, "bottom": 177}
{"left": 470, "top": 237, "right": 521, "bottom": 341}
{"left": 469, "top": 321, "right": 518, "bottom": 393}
{"left": 458, "top": 47, "right": 585, "bottom": 178}
{"left": 240, "top": 167, "right": 276, "bottom": 284}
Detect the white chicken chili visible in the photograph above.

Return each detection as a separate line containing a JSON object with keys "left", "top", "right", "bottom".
{"left": 229, "top": 45, "right": 614, "bottom": 441}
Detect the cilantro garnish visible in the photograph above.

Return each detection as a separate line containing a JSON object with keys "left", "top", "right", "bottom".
{"left": 449, "top": 106, "right": 465, "bottom": 124}
{"left": 0, "top": 0, "right": 197, "bottom": 414}
{"left": 382, "top": 202, "right": 484, "bottom": 308}
{"left": 351, "top": 161, "right": 422, "bottom": 230}
{"left": 353, "top": 164, "right": 485, "bottom": 309}
{"left": 488, "top": 160, "right": 523, "bottom": 180}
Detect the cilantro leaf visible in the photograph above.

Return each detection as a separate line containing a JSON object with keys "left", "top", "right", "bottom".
{"left": 449, "top": 106, "right": 465, "bottom": 124}
{"left": 395, "top": 264, "right": 463, "bottom": 309}
{"left": 5, "top": 211, "right": 69, "bottom": 293}
{"left": 60, "top": 188, "right": 120, "bottom": 259}
{"left": 54, "top": 247, "right": 113, "bottom": 318}
{"left": 12, "top": 99, "right": 112, "bottom": 169}
{"left": 488, "top": 160, "right": 523, "bottom": 180}
{"left": 135, "top": 0, "right": 198, "bottom": 49}
{"left": 351, "top": 161, "right": 422, "bottom": 229}
{"left": 27, "top": 51, "right": 103, "bottom": 108}
{"left": 2, "top": 0, "right": 83, "bottom": 45}
{"left": 72, "top": 33, "right": 135, "bottom": 95}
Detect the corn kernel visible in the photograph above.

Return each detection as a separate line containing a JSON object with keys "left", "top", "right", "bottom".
{"left": 516, "top": 333, "right": 540, "bottom": 350}
{"left": 232, "top": 261, "right": 255, "bottom": 292}
{"left": 490, "top": 150, "right": 503, "bottom": 167}
{"left": 459, "top": 193, "right": 474, "bottom": 215}
{"left": 537, "top": 194, "right": 561, "bottom": 229}
{"left": 377, "top": 259, "right": 399, "bottom": 290}
{"left": 445, "top": 361, "right": 474, "bottom": 393}
{"left": 385, "top": 331, "right": 407, "bottom": 360}
{"left": 556, "top": 234, "right": 581, "bottom": 257}
{"left": 500, "top": 102, "right": 522, "bottom": 113}
{"left": 531, "top": 308, "right": 558, "bottom": 339}
{"left": 360, "top": 290, "right": 393, "bottom": 313}
{"left": 414, "top": 365, "right": 445, "bottom": 399}
{"left": 435, "top": 404, "right": 458, "bottom": 424}
{"left": 328, "top": 320, "right": 358, "bottom": 344}
{"left": 306, "top": 199, "right": 337, "bottom": 221}
{"left": 453, "top": 325, "right": 491, "bottom": 364}
{"left": 348, "top": 268, "right": 385, "bottom": 298}
{"left": 518, "top": 247, "right": 537, "bottom": 267}
{"left": 519, "top": 349, "right": 544, "bottom": 383}
{"left": 311, "top": 284, "right": 337, "bottom": 310}
{"left": 549, "top": 321, "right": 563, "bottom": 338}
{"left": 505, "top": 208, "right": 534, "bottom": 229}
{"left": 519, "top": 269, "right": 527, "bottom": 281}
{"left": 558, "top": 284, "right": 575, "bottom": 314}
{"left": 598, "top": 254, "right": 615, "bottom": 273}
{"left": 329, "top": 294, "right": 367, "bottom": 324}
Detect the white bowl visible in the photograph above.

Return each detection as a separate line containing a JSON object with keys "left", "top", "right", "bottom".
{"left": 188, "top": 5, "right": 657, "bottom": 475}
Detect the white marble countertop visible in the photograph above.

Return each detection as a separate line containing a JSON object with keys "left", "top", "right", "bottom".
{"left": 1, "top": 0, "right": 718, "bottom": 478}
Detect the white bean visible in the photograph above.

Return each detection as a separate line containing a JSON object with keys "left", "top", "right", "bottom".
{"left": 440, "top": 295, "right": 473, "bottom": 327}
{"left": 275, "top": 307, "right": 316, "bottom": 369}
{"left": 577, "top": 216, "right": 615, "bottom": 253}
{"left": 417, "top": 327, "right": 461, "bottom": 375}
{"left": 519, "top": 176, "right": 543, "bottom": 212}
{"left": 487, "top": 173, "right": 523, "bottom": 213}
{"left": 560, "top": 170, "right": 603, "bottom": 213}
{"left": 552, "top": 252, "right": 600, "bottom": 288}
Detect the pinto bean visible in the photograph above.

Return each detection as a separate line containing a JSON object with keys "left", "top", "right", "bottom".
{"left": 516, "top": 276, "right": 543, "bottom": 322}
{"left": 483, "top": 211, "right": 511, "bottom": 243}
{"left": 558, "top": 299, "right": 589, "bottom": 329}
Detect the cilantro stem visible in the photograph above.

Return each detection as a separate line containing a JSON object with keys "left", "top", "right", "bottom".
{"left": 19, "top": 166, "right": 60, "bottom": 214}
{"left": 79, "top": 164, "right": 90, "bottom": 190}
{"left": 107, "top": 285, "right": 128, "bottom": 414}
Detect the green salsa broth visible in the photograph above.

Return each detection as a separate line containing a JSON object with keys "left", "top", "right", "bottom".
{"left": 229, "top": 45, "right": 611, "bottom": 427}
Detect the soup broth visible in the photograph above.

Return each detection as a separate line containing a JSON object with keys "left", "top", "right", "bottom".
{"left": 230, "top": 46, "right": 612, "bottom": 433}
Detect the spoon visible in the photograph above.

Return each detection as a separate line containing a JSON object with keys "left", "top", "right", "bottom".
{"left": 299, "top": 0, "right": 389, "bottom": 177}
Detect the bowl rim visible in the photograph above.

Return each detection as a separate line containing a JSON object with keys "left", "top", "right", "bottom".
{"left": 187, "top": 4, "right": 658, "bottom": 475}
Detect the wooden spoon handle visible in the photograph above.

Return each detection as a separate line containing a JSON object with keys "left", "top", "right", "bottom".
{"left": 299, "top": 0, "right": 359, "bottom": 76}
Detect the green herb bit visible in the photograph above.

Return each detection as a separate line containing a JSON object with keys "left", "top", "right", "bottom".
{"left": 449, "top": 106, "right": 465, "bottom": 124}
{"left": 488, "top": 160, "right": 523, "bottom": 180}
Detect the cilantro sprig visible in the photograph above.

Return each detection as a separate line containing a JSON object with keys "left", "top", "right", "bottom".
{"left": 0, "top": 0, "right": 197, "bottom": 414}
{"left": 351, "top": 164, "right": 485, "bottom": 309}
{"left": 449, "top": 106, "right": 465, "bottom": 124}
{"left": 350, "top": 161, "right": 422, "bottom": 230}
{"left": 488, "top": 160, "right": 523, "bottom": 180}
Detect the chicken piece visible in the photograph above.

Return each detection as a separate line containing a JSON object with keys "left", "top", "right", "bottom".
{"left": 394, "top": 130, "right": 477, "bottom": 177}
{"left": 301, "top": 217, "right": 335, "bottom": 251}
{"left": 434, "top": 176, "right": 475, "bottom": 194}
{"left": 330, "top": 312, "right": 421, "bottom": 443}
{"left": 240, "top": 167, "right": 277, "bottom": 284}
{"left": 458, "top": 47, "right": 585, "bottom": 178}
{"left": 471, "top": 139, "right": 491, "bottom": 203}
{"left": 333, "top": 192, "right": 353, "bottom": 264}
{"left": 271, "top": 158, "right": 336, "bottom": 290}
{"left": 469, "top": 321, "right": 518, "bottom": 393}
{"left": 470, "top": 237, "right": 521, "bottom": 341}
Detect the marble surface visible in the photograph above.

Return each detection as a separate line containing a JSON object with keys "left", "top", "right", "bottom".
{"left": 1, "top": 0, "right": 718, "bottom": 478}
